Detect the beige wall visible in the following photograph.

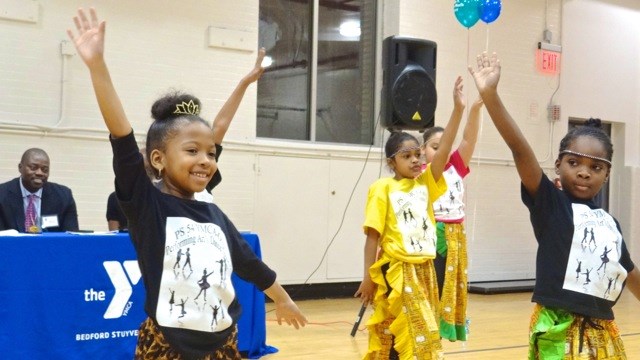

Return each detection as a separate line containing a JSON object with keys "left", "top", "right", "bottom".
{"left": 0, "top": 0, "right": 638, "bottom": 283}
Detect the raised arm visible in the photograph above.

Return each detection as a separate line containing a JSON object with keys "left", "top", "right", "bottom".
{"left": 67, "top": 8, "right": 131, "bottom": 138}
{"left": 468, "top": 53, "right": 542, "bottom": 196}
{"left": 212, "top": 48, "right": 266, "bottom": 144}
{"left": 457, "top": 98, "right": 484, "bottom": 166}
{"left": 431, "top": 76, "right": 465, "bottom": 181}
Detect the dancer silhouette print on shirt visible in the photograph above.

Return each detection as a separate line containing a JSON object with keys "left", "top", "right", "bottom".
{"left": 563, "top": 204, "right": 628, "bottom": 300}
{"left": 158, "top": 218, "right": 238, "bottom": 333}
{"left": 421, "top": 218, "right": 429, "bottom": 237}
{"left": 168, "top": 288, "right": 175, "bottom": 313}
{"left": 604, "top": 277, "right": 614, "bottom": 297}
{"left": 174, "top": 249, "right": 183, "bottom": 269}
{"left": 582, "top": 268, "right": 592, "bottom": 286}
{"left": 183, "top": 247, "right": 193, "bottom": 272}
{"left": 575, "top": 259, "right": 582, "bottom": 280}
{"left": 581, "top": 227, "right": 589, "bottom": 245}
{"left": 409, "top": 235, "right": 423, "bottom": 252}
{"left": 406, "top": 208, "right": 416, "bottom": 227}
{"left": 597, "top": 246, "right": 611, "bottom": 273}
{"left": 178, "top": 297, "right": 188, "bottom": 318}
{"left": 217, "top": 298, "right": 225, "bottom": 320}
{"left": 449, "top": 190, "right": 455, "bottom": 204}
{"left": 210, "top": 304, "right": 220, "bottom": 327}
{"left": 389, "top": 186, "right": 434, "bottom": 256}
{"left": 421, "top": 217, "right": 436, "bottom": 249}
{"left": 454, "top": 180, "right": 461, "bottom": 192}
{"left": 216, "top": 258, "right": 228, "bottom": 286}
{"left": 194, "top": 268, "right": 214, "bottom": 302}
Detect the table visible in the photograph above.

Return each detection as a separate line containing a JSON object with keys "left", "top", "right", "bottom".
{"left": 0, "top": 231, "right": 276, "bottom": 359}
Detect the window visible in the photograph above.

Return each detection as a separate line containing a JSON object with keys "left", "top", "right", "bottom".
{"left": 258, "top": 0, "right": 377, "bottom": 144}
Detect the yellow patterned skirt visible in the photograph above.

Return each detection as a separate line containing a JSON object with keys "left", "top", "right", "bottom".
{"left": 529, "top": 304, "right": 626, "bottom": 359}
{"left": 364, "top": 257, "right": 443, "bottom": 360}
{"left": 436, "top": 221, "right": 468, "bottom": 341}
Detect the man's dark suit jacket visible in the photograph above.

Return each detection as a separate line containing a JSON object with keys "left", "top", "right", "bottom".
{"left": 0, "top": 177, "right": 79, "bottom": 232}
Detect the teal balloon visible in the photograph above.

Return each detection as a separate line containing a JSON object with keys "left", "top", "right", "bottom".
{"left": 454, "top": 0, "right": 481, "bottom": 28}
{"left": 479, "top": 0, "right": 501, "bottom": 24}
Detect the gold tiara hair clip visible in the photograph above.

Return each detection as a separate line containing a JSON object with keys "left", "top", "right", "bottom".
{"left": 174, "top": 100, "right": 200, "bottom": 116}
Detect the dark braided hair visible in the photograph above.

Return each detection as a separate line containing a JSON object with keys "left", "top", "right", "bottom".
{"left": 385, "top": 130, "right": 419, "bottom": 158}
{"left": 145, "top": 90, "right": 210, "bottom": 174}
{"left": 558, "top": 118, "right": 613, "bottom": 163}
{"left": 422, "top": 126, "right": 444, "bottom": 144}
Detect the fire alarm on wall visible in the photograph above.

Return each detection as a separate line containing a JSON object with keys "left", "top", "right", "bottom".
{"left": 548, "top": 105, "right": 561, "bottom": 122}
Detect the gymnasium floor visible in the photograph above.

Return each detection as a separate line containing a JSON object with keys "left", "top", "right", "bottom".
{"left": 264, "top": 291, "right": 640, "bottom": 359}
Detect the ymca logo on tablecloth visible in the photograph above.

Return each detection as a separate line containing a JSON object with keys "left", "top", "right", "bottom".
{"left": 84, "top": 261, "right": 141, "bottom": 319}
{"left": 103, "top": 261, "right": 141, "bottom": 319}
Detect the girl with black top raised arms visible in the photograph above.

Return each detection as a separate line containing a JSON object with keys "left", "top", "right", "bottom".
{"left": 469, "top": 52, "right": 640, "bottom": 359}
{"left": 67, "top": 8, "right": 306, "bottom": 359}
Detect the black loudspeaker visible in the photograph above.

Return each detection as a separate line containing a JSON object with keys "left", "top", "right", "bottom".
{"left": 382, "top": 36, "right": 437, "bottom": 131}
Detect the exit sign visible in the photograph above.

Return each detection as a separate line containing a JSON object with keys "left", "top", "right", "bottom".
{"left": 536, "top": 49, "right": 561, "bottom": 75}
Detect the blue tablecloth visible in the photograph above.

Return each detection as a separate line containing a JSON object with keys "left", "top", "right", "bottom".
{"left": 0, "top": 232, "right": 276, "bottom": 359}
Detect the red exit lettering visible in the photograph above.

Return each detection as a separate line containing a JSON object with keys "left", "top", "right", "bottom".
{"left": 536, "top": 49, "right": 561, "bottom": 75}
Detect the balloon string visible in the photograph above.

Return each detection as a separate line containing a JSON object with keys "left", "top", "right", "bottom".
{"left": 485, "top": 24, "right": 490, "bottom": 52}
{"left": 466, "top": 27, "right": 475, "bottom": 250}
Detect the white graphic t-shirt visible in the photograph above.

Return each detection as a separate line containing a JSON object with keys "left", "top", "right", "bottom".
{"left": 156, "top": 217, "right": 235, "bottom": 333}
{"left": 432, "top": 150, "right": 469, "bottom": 222}
{"left": 562, "top": 204, "right": 627, "bottom": 300}
{"left": 389, "top": 185, "right": 436, "bottom": 256}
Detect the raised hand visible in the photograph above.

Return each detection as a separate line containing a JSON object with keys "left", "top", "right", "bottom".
{"left": 453, "top": 75, "right": 465, "bottom": 110}
{"left": 244, "top": 48, "right": 266, "bottom": 84}
{"left": 468, "top": 52, "right": 501, "bottom": 95}
{"left": 67, "top": 7, "right": 105, "bottom": 68}
{"left": 470, "top": 97, "right": 484, "bottom": 111}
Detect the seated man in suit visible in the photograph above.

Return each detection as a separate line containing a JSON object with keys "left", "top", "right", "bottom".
{"left": 0, "top": 148, "right": 79, "bottom": 233}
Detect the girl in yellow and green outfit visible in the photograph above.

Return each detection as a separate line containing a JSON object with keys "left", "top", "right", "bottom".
{"left": 421, "top": 98, "right": 483, "bottom": 342}
{"left": 355, "top": 76, "right": 466, "bottom": 360}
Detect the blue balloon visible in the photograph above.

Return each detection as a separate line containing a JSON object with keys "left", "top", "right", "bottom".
{"left": 454, "top": 0, "right": 481, "bottom": 28}
{"left": 479, "top": 0, "right": 502, "bottom": 24}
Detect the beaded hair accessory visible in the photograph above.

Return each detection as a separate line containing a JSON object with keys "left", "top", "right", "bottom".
{"left": 173, "top": 100, "right": 200, "bottom": 116}
{"left": 388, "top": 145, "right": 421, "bottom": 159}
{"left": 559, "top": 150, "right": 612, "bottom": 166}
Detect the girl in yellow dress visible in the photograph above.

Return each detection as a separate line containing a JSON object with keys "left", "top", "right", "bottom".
{"left": 355, "top": 77, "right": 466, "bottom": 359}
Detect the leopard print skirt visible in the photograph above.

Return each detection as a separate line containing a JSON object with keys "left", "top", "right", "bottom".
{"left": 134, "top": 317, "right": 241, "bottom": 360}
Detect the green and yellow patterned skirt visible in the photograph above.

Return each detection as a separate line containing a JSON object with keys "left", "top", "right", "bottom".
{"left": 435, "top": 221, "right": 468, "bottom": 341}
{"left": 529, "top": 304, "right": 627, "bottom": 359}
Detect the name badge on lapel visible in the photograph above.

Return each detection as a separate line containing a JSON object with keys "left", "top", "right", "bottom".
{"left": 42, "top": 215, "right": 59, "bottom": 229}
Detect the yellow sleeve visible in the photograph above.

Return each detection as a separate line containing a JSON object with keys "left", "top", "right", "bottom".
{"left": 363, "top": 180, "right": 387, "bottom": 235}
{"left": 420, "top": 163, "right": 447, "bottom": 214}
